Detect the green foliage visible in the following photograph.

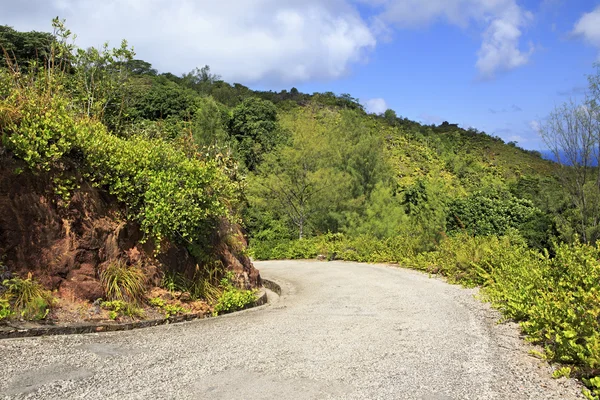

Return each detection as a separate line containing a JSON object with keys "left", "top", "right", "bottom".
{"left": 149, "top": 297, "right": 189, "bottom": 318}
{"left": 0, "top": 90, "right": 76, "bottom": 171}
{"left": 161, "top": 265, "right": 222, "bottom": 303}
{"left": 76, "top": 121, "right": 238, "bottom": 247}
{"left": 70, "top": 39, "right": 135, "bottom": 131}
{"left": 229, "top": 97, "right": 281, "bottom": 171}
{"left": 250, "top": 232, "right": 420, "bottom": 263}
{"left": 552, "top": 367, "right": 572, "bottom": 379}
{"left": 431, "top": 237, "right": 600, "bottom": 390}
{"left": 130, "top": 76, "right": 199, "bottom": 122}
{"left": 1, "top": 273, "right": 54, "bottom": 320}
{"left": 0, "top": 26, "right": 54, "bottom": 69}
{"left": 100, "top": 260, "right": 146, "bottom": 304}
{"left": 447, "top": 191, "right": 552, "bottom": 248}
{"left": 213, "top": 272, "right": 256, "bottom": 316}
{"left": 0, "top": 297, "right": 13, "bottom": 321}
{"left": 100, "top": 300, "right": 144, "bottom": 320}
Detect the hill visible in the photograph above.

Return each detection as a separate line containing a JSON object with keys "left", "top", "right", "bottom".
{"left": 4, "top": 23, "right": 600, "bottom": 397}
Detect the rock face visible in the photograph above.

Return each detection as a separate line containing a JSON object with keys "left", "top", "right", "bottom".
{"left": 0, "top": 156, "right": 260, "bottom": 302}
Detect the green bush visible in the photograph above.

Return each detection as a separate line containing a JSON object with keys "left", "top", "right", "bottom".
{"left": 447, "top": 191, "right": 552, "bottom": 249}
{"left": 250, "top": 232, "right": 420, "bottom": 263}
{"left": 410, "top": 234, "right": 600, "bottom": 394}
{"left": 1, "top": 273, "right": 54, "bottom": 320}
{"left": 0, "top": 297, "right": 13, "bottom": 321}
{"left": 100, "top": 300, "right": 144, "bottom": 320}
{"left": 0, "top": 89, "right": 76, "bottom": 171}
{"left": 407, "top": 231, "right": 532, "bottom": 287}
{"left": 161, "top": 265, "right": 222, "bottom": 303}
{"left": 149, "top": 297, "right": 189, "bottom": 318}
{"left": 213, "top": 272, "right": 256, "bottom": 316}
{"left": 1, "top": 70, "right": 239, "bottom": 253}
{"left": 76, "top": 121, "right": 238, "bottom": 247}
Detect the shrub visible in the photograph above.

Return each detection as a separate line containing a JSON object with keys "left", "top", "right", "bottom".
{"left": 407, "top": 231, "right": 532, "bottom": 287}
{"left": 100, "top": 260, "right": 146, "bottom": 304}
{"left": 161, "top": 264, "right": 222, "bottom": 303}
{"left": 1, "top": 273, "right": 54, "bottom": 320}
{"left": 149, "top": 297, "right": 189, "bottom": 318}
{"left": 100, "top": 300, "right": 144, "bottom": 320}
{"left": 213, "top": 272, "right": 256, "bottom": 316}
{"left": 0, "top": 66, "right": 240, "bottom": 255}
{"left": 0, "top": 297, "right": 13, "bottom": 321}
{"left": 0, "top": 88, "right": 76, "bottom": 171}
{"left": 250, "top": 232, "right": 421, "bottom": 263}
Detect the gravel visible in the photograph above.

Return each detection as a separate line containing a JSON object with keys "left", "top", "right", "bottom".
{"left": 0, "top": 260, "right": 586, "bottom": 399}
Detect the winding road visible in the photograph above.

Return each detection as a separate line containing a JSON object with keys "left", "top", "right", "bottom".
{"left": 0, "top": 260, "right": 584, "bottom": 399}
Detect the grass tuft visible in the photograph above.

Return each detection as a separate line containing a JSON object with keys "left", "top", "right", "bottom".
{"left": 2, "top": 272, "right": 54, "bottom": 320}
{"left": 100, "top": 260, "right": 147, "bottom": 304}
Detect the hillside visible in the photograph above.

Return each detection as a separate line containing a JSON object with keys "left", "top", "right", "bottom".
{"left": 3, "top": 22, "right": 600, "bottom": 397}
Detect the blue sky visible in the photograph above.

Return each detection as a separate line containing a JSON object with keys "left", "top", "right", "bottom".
{"left": 3, "top": 0, "right": 600, "bottom": 149}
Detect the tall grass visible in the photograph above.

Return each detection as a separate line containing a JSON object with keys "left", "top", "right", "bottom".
{"left": 100, "top": 260, "right": 146, "bottom": 304}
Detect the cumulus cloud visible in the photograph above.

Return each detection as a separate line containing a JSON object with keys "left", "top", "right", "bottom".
{"left": 2, "top": 0, "right": 534, "bottom": 83}
{"left": 360, "top": 0, "right": 533, "bottom": 78}
{"left": 364, "top": 98, "right": 388, "bottom": 114}
{"left": 573, "top": 5, "right": 600, "bottom": 58}
{"left": 1, "top": 0, "right": 376, "bottom": 84}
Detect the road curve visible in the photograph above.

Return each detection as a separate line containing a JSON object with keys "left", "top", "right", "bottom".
{"left": 0, "top": 260, "right": 584, "bottom": 399}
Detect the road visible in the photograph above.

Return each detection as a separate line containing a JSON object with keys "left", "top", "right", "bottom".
{"left": 0, "top": 260, "right": 584, "bottom": 399}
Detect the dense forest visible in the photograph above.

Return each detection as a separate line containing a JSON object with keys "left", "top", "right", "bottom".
{"left": 2, "top": 20, "right": 600, "bottom": 397}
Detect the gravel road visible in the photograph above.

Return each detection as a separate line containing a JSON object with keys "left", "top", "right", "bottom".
{"left": 0, "top": 260, "right": 585, "bottom": 399}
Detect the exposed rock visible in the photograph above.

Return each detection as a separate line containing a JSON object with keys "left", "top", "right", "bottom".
{"left": 0, "top": 156, "right": 261, "bottom": 303}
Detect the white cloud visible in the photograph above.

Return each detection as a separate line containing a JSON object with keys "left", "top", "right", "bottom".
{"left": 529, "top": 120, "right": 541, "bottom": 133}
{"left": 364, "top": 98, "right": 388, "bottom": 114}
{"left": 360, "top": 0, "right": 533, "bottom": 78}
{"left": 2, "top": 0, "right": 534, "bottom": 83}
{"left": 573, "top": 6, "right": 600, "bottom": 58}
{"left": 508, "top": 134, "right": 525, "bottom": 143}
{"left": 2, "top": 0, "right": 376, "bottom": 84}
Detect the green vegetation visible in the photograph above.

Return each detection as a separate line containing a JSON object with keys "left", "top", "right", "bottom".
{"left": 149, "top": 297, "right": 190, "bottom": 318}
{"left": 0, "top": 298, "right": 13, "bottom": 321}
{"left": 100, "top": 300, "right": 144, "bottom": 320}
{"left": 1, "top": 273, "right": 54, "bottom": 320}
{"left": 161, "top": 265, "right": 222, "bottom": 303}
{"left": 2, "top": 20, "right": 600, "bottom": 393}
{"left": 213, "top": 273, "right": 257, "bottom": 316}
{"left": 100, "top": 260, "right": 146, "bottom": 304}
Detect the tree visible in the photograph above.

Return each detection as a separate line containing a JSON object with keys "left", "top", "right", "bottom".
{"left": 181, "top": 65, "right": 220, "bottom": 94}
{"left": 0, "top": 25, "right": 54, "bottom": 69}
{"left": 126, "top": 59, "right": 157, "bottom": 76}
{"left": 228, "top": 97, "right": 281, "bottom": 171}
{"left": 191, "top": 96, "right": 230, "bottom": 147}
{"left": 539, "top": 68, "right": 600, "bottom": 243}
{"left": 249, "top": 109, "right": 346, "bottom": 238}
{"left": 70, "top": 39, "right": 135, "bottom": 131}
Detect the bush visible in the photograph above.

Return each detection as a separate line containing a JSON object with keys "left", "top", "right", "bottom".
{"left": 100, "top": 300, "right": 144, "bottom": 320}
{"left": 0, "top": 297, "right": 13, "bottom": 321}
{"left": 410, "top": 234, "right": 600, "bottom": 395}
{"left": 100, "top": 260, "right": 146, "bottom": 304}
{"left": 446, "top": 191, "right": 551, "bottom": 249}
{"left": 0, "top": 66, "right": 240, "bottom": 254}
{"left": 161, "top": 264, "right": 222, "bottom": 303}
{"left": 213, "top": 272, "right": 256, "bottom": 315}
{"left": 76, "top": 121, "right": 238, "bottom": 248}
{"left": 1, "top": 273, "right": 54, "bottom": 320}
{"left": 250, "top": 232, "right": 421, "bottom": 263}
{"left": 407, "top": 231, "right": 532, "bottom": 287}
{"left": 0, "top": 88, "right": 76, "bottom": 171}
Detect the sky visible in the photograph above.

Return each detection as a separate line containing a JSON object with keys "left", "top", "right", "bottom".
{"left": 2, "top": 0, "right": 600, "bottom": 150}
